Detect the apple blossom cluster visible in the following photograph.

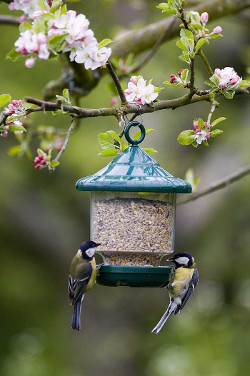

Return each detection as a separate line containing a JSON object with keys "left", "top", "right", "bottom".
{"left": 170, "top": 69, "right": 184, "bottom": 84}
{"left": 11, "top": 3, "right": 111, "bottom": 69}
{"left": 33, "top": 148, "right": 59, "bottom": 170}
{"left": 124, "top": 76, "right": 160, "bottom": 105}
{"left": 187, "top": 11, "right": 223, "bottom": 39}
{"left": 193, "top": 120, "right": 211, "bottom": 145}
{"left": 34, "top": 153, "right": 48, "bottom": 169}
{"left": 213, "top": 67, "right": 241, "bottom": 89}
{"left": 0, "top": 100, "right": 26, "bottom": 137}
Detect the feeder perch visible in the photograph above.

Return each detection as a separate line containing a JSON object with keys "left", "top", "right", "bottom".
{"left": 76, "top": 121, "right": 192, "bottom": 287}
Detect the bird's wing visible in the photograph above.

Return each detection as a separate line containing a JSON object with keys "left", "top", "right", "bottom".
{"left": 68, "top": 262, "right": 92, "bottom": 304}
{"left": 174, "top": 268, "right": 198, "bottom": 315}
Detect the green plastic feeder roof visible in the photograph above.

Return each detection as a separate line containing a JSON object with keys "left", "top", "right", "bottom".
{"left": 76, "top": 146, "right": 192, "bottom": 193}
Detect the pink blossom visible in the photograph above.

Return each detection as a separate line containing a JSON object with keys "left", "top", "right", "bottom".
{"left": 200, "top": 12, "right": 209, "bottom": 24}
{"left": 206, "top": 132, "right": 211, "bottom": 139}
{"left": 19, "top": 15, "right": 26, "bottom": 23}
{"left": 213, "top": 26, "right": 222, "bottom": 34}
{"left": 111, "top": 97, "right": 118, "bottom": 106}
{"left": 124, "top": 75, "right": 159, "bottom": 105}
{"left": 170, "top": 74, "right": 176, "bottom": 83}
{"left": 194, "top": 130, "right": 207, "bottom": 144}
{"left": 177, "top": 69, "right": 184, "bottom": 76}
{"left": 25, "top": 57, "right": 36, "bottom": 68}
{"left": 214, "top": 67, "right": 241, "bottom": 89}
{"left": 193, "top": 121, "right": 199, "bottom": 129}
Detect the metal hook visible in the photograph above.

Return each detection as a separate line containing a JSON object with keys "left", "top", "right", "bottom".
{"left": 127, "top": 102, "right": 144, "bottom": 125}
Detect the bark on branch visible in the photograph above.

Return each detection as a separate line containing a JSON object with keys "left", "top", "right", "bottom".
{"left": 178, "top": 165, "right": 250, "bottom": 205}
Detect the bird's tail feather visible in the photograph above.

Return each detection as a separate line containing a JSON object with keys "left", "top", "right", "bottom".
{"left": 151, "top": 301, "right": 177, "bottom": 334}
{"left": 71, "top": 295, "right": 84, "bottom": 330}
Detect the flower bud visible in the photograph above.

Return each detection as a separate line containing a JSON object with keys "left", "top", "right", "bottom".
{"left": 39, "top": 155, "right": 44, "bottom": 161}
{"left": 35, "top": 165, "right": 41, "bottom": 170}
{"left": 200, "top": 12, "right": 209, "bottom": 24}
{"left": 213, "top": 26, "right": 222, "bottom": 34}
{"left": 206, "top": 132, "right": 211, "bottom": 139}
{"left": 177, "top": 69, "right": 184, "bottom": 76}
{"left": 25, "top": 58, "right": 36, "bottom": 69}
{"left": 41, "top": 160, "right": 47, "bottom": 165}
{"left": 19, "top": 15, "right": 26, "bottom": 24}
{"left": 193, "top": 121, "right": 199, "bottom": 129}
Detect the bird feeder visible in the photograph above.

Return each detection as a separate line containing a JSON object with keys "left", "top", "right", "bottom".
{"left": 76, "top": 121, "right": 192, "bottom": 287}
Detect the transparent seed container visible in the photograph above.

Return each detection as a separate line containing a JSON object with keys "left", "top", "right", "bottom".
{"left": 91, "top": 191, "right": 176, "bottom": 266}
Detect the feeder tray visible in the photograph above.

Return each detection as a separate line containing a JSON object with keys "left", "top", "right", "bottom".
{"left": 96, "top": 265, "right": 172, "bottom": 287}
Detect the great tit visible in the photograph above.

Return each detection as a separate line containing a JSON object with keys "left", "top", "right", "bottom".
{"left": 68, "top": 241, "right": 100, "bottom": 331}
{"left": 152, "top": 252, "right": 198, "bottom": 334}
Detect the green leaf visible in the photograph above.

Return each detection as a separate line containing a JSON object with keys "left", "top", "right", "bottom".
{"left": 203, "top": 139, "right": 209, "bottom": 147}
{"left": 106, "top": 130, "right": 120, "bottom": 143}
{"left": 142, "top": 148, "right": 158, "bottom": 154}
{"left": 47, "top": 33, "right": 68, "bottom": 50}
{"left": 209, "top": 33, "right": 222, "bottom": 39}
{"left": 198, "top": 118, "right": 205, "bottom": 130}
{"left": 176, "top": 41, "right": 187, "bottom": 51}
{"left": 37, "top": 148, "right": 47, "bottom": 157}
{"left": 98, "top": 149, "right": 119, "bottom": 157}
{"left": 195, "top": 38, "right": 209, "bottom": 52}
{"left": 180, "top": 29, "right": 194, "bottom": 41}
{"left": 181, "top": 69, "right": 189, "bottom": 82}
{"left": 50, "top": 0, "right": 63, "bottom": 13}
{"left": 224, "top": 90, "right": 235, "bottom": 99}
{"left": 49, "top": 160, "right": 60, "bottom": 167}
{"left": 210, "top": 117, "right": 226, "bottom": 128}
{"left": 6, "top": 48, "right": 23, "bottom": 62}
{"left": 179, "top": 53, "right": 191, "bottom": 64}
{"left": 210, "top": 129, "right": 223, "bottom": 137}
{"left": 240, "top": 80, "right": 250, "bottom": 87}
{"left": 120, "top": 140, "right": 127, "bottom": 151}
{"left": 177, "top": 130, "right": 195, "bottom": 145}
{"left": 9, "top": 124, "right": 26, "bottom": 132}
{"left": 133, "top": 128, "right": 155, "bottom": 140}
{"left": 8, "top": 145, "right": 22, "bottom": 156}
{"left": 98, "top": 39, "right": 112, "bottom": 48}
{"left": 0, "top": 94, "right": 11, "bottom": 108}
{"left": 209, "top": 74, "right": 220, "bottom": 85}
{"left": 19, "top": 22, "right": 32, "bottom": 32}
{"left": 163, "top": 81, "right": 183, "bottom": 87}
{"left": 154, "top": 86, "right": 164, "bottom": 93}
{"left": 38, "top": 0, "right": 49, "bottom": 11}
{"left": 62, "top": 88, "right": 70, "bottom": 101}
{"left": 98, "top": 133, "right": 114, "bottom": 149}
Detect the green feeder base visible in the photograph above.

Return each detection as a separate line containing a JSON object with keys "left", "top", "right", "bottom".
{"left": 96, "top": 265, "right": 172, "bottom": 287}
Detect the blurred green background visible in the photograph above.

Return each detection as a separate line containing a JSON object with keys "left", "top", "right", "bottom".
{"left": 0, "top": 1, "right": 249, "bottom": 375}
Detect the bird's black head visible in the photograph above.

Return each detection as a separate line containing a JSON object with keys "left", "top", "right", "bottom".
{"left": 167, "top": 252, "right": 195, "bottom": 268}
{"left": 79, "top": 241, "right": 101, "bottom": 260}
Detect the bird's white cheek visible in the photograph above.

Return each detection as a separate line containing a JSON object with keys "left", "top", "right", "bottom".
{"left": 86, "top": 247, "right": 96, "bottom": 258}
{"left": 175, "top": 256, "right": 189, "bottom": 266}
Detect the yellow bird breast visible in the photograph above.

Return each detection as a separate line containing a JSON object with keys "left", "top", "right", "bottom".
{"left": 169, "top": 267, "right": 194, "bottom": 298}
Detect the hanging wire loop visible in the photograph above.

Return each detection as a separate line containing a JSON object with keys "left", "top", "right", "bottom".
{"left": 124, "top": 121, "right": 146, "bottom": 146}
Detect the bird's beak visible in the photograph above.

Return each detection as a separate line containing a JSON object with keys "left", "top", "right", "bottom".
{"left": 96, "top": 243, "right": 101, "bottom": 247}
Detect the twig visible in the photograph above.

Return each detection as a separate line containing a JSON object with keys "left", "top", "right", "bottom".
{"left": 54, "top": 117, "right": 78, "bottom": 162}
{"left": 207, "top": 100, "right": 218, "bottom": 124}
{"left": 178, "top": 165, "right": 250, "bottom": 205}
{"left": 131, "top": 17, "right": 177, "bottom": 73}
{"left": 0, "top": 15, "right": 19, "bottom": 25}
{"left": 198, "top": 49, "right": 214, "bottom": 76}
{"left": 106, "top": 61, "right": 127, "bottom": 105}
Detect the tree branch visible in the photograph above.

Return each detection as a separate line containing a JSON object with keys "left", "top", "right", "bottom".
{"left": 25, "top": 86, "right": 249, "bottom": 119}
{"left": 54, "top": 117, "right": 78, "bottom": 163}
{"left": 111, "top": 0, "right": 250, "bottom": 58}
{"left": 0, "top": 15, "right": 19, "bottom": 25}
{"left": 178, "top": 165, "right": 250, "bottom": 205}
{"left": 106, "top": 61, "right": 127, "bottom": 105}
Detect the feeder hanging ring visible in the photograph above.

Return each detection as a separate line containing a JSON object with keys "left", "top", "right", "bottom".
{"left": 124, "top": 121, "right": 145, "bottom": 146}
